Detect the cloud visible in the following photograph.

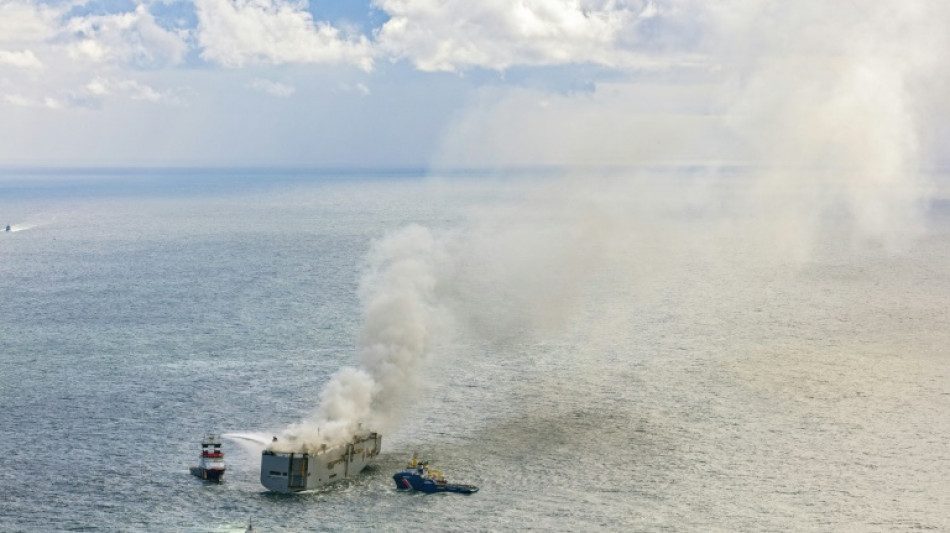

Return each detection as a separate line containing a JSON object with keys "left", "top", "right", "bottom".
{"left": 0, "top": 1, "right": 60, "bottom": 43}
{"left": 0, "top": 49, "right": 43, "bottom": 69}
{"left": 373, "top": 0, "right": 700, "bottom": 72}
{"left": 0, "top": 2, "right": 58, "bottom": 74}
{"left": 1, "top": 76, "right": 176, "bottom": 111}
{"left": 3, "top": 76, "right": 175, "bottom": 110}
{"left": 248, "top": 77, "right": 295, "bottom": 97}
{"left": 64, "top": 4, "right": 188, "bottom": 67}
{"left": 337, "top": 81, "right": 370, "bottom": 96}
{"left": 83, "top": 77, "right": 169, "bottom": 102}
{"left": 0, "top": 2, "right": 192, "bottom": 112}
{"left": 194, "top": 0, "right": 374, "bottom": 70}
{"left": 2, "top": 93, "right": 60, "bottom": 108}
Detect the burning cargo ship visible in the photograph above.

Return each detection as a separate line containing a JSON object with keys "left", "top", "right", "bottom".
{"left": 260, "top": 432, "right": 382, "bottom": 493}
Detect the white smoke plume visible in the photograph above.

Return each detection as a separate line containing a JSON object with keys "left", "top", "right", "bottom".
{"left": 269, "top": 0, "right": 948, "bottom": 452}
{"left": 273, "top": 225, "right": 448, "bottom": 452}
{"left": 714, "top": 1, "right": 948, "bottom": 254}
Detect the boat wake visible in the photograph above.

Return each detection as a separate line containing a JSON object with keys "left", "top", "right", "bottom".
{"left": 6, "top": 222, "right": 41, "bottom": 233}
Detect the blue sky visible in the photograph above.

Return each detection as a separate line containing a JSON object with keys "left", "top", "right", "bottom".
{"left": 0, "top": 0, "right": 947, "bottom": 168}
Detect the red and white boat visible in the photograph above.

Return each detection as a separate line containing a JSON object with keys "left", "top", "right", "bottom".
{"left": 190, "top": 435, "right": 226, "bottom": 482}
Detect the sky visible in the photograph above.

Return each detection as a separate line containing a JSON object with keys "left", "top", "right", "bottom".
{"left": 0, "top": 0, "right": 948, "bottom": 168}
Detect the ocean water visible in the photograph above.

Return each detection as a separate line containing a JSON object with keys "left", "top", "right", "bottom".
{"left": 1, "top": 169, "right": 948, "bottom": 532}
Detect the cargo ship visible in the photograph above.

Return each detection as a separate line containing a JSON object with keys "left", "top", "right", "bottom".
{"left": 393, "top": 454, "right": 478, "bottom": 494}
{"left": 260, "top": 432, "right": 382, "bottom": 493}
{"left": 190, "top": 435, "right": 226, "bottom": 482}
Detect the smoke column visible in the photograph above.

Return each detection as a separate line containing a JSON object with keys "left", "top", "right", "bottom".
{"left": 273, "top": 225, "right": 448, "bottom": 452}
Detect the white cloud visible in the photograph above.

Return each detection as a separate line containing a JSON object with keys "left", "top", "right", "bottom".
{"left": 85, "top": 78, "right": 110, "bottom": 96}
{"left": 337, "top": 81, "right": 370, "bottom": 96}
{"left": 0, "top": 0, "right": 945, "bottom": 173}
{"left": 2, "top": 92, "right": 61, "bottom": 108}
{"left": 248, "top": 78, "right": 296, "bottom": 97}
{"left": 0, "top": 49, "right": 43, "bottom": 69}
{"left": 0, "top": 1, "right": 60, "bottom": 43}
{"left": 2, "top": 93, "right": 35, "bottom": 107}
{"left": 65, "top": 4, "right": 188, "bottom": 67}
{"left": 194, "top": 0, "right": 374, "bottom": 70}
{"left": 0, "top": 1, "right": 59, "bottom": 75}
{"left": 42, "top": 95, "right": 62, "bottom": 109}
{"left": 82, "top": 77, "right": 169, "bottom": 102}
{"left": 373, "top": 0, "right": 691, "bottom": 72}
{"left": 0, "top": 2, "right": 190, "bottom": 113}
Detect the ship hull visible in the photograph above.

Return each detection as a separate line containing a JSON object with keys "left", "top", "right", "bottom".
{"left": 260, "top": 432, "right": 381, "bottom": 493}
{"left": 190, "top": 466, "right": 225, "bottom": 482}
{"left": 393, "top": 472, "right": 478, "bottom": 494}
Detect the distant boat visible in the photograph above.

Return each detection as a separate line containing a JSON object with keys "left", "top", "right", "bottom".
{"left": 190, "top": 435, "right": 226, "bottom": 482}
{"left": 393, "top": 454, "right": 478, "bottom": 494}
{"left": 4, "top": 225, "right": 9, "bottom": 232}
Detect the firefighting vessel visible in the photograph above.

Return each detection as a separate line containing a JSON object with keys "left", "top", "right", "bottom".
{"left": 190, "top": 435, "right": 226, "bottom": 482}
{"left": 393, "top": 454, "right": 478, "bottom": 494}
{"left": 260, "top": 432, "right": 382, "bottom": 493}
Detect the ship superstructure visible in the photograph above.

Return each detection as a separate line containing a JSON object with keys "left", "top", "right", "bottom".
{"left": 260, "top": 432, "right": 382, "bottom": 493}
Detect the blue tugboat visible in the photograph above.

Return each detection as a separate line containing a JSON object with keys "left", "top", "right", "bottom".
{"left": 393, "top": 454, "right": 478, "bottom": 494}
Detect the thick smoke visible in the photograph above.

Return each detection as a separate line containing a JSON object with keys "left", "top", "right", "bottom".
{"left": 270, "top": 1, "right": 947, "bottom": 452}
{"left": 273, "top": 225, "right": 447, "bottom": 452}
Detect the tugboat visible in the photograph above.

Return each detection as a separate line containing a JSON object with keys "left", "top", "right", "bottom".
{"left": 190, "top": 435, "right": 226, "bottom": 482}
{"left": 393, "top": 454, "right": 478, "bottom": 494}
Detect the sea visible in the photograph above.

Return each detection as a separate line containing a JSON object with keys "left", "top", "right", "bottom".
{"left": 1, "top": 167, "right": 948, "bottom": 532}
